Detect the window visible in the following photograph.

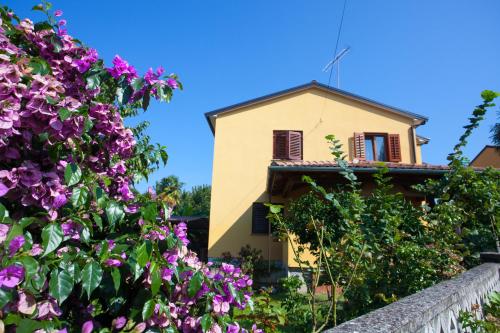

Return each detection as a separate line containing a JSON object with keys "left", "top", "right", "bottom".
{"left": 365, "top": 134, "right": 388, "bottom": 161}
{"left": 353, "top": 132, "right": 401, "bottom": 162}
{"left": 273, "top": 130, "right": 302, "bottom": 160}
{"left": 252, "top": 202, "right": 269, "bottom": 234}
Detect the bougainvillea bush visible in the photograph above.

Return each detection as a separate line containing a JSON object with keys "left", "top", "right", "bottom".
{"left": 0, "top": 3, "right": 258, "bottom": 332}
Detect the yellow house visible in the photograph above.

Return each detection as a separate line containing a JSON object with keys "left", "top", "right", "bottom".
{"left": 205, "top": 81, "right": 447, "bottom": 273}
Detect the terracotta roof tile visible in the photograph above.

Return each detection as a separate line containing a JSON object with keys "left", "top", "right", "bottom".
{"left": 270, "top": 160, "right": 454, "bottom": 170}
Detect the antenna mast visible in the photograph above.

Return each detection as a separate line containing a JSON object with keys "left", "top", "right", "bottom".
{"left": 323, "top": 46, "right": 350, "bottom": 88}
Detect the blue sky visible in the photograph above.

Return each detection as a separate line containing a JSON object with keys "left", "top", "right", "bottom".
{"left": 5, "top": 1, "right": 500, "bottom": 191}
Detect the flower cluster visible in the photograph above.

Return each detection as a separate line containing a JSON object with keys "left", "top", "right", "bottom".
{"left": 0, "top": 5, "right": 257, "bottom": 333}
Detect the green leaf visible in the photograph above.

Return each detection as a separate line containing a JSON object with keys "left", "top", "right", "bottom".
{"left": 19, "top": 217, "right": 37, "bottom": 229}
{"left": 150, "top": 264, "right": 161, "bottom": 296}
{"left": 34, "top": 21, "right": 52, "bottom": 32}
{"left": 82, "top": 261, "right": 103, "bottom": 299}
{"left": 141, "top": 203, "right": 157, "bottom": 221}
{"left": 71, "top": 187, "right": 89, "bottom": 208}
{"left": 142, "top": 299, "right": 155, "bottom": 320}
{"left": 58, "top": 108, "right": 72, "bottom": 121}
{"left": 64, "top": 163, "right": 82, "bottom": 186}
{"left": 111, "top": 267, "right": 121, "bottom": 293}
{"left": 188, "top": 271, "right": 203, "bottom": 298}
{"left": 131, "top": 78, "right": 145, "bottom": 91}
{"left": 94, "top": 186, "right": 106, "bottom": 208}
{"left": 29, "top": 58, "right": 51, "bottom": 75}
{"left": 136, "top": 240, "right": 152, "bottom": 268}
{"left": 0, "top": 289, "right": 13, "bottom": 308}
{"left": 86, "top": 73, "right": 101, "bottom": 90}
{"left": 142, "top": 90, "right": 151, "bottom": 110}
{"left": 38, "top": 132, "right": 49, "bottom": 142}
{"left": 51, "top": 35, "right": 62, "bottom": 53}
{"left": 117, "top": 84, "right": 133, "bottom": 105}
{"left": 49, "top": 268, "right": 74, "bottom": 304}
{"left": 92, "top": 213, "right": 103, "bottom": 231}
{"left": 200, "top": 314, "right": 213, "bottom": 332}
{"left": 18, "top": 256, "right": 39, "bottom": 281}
{"left": 0, "top": 203, "right": 8, "bottom": 222}
{"left": 60, "top": 262, "right": 81, "bottom": 284}
{"left": 17, "top": 318, "right": 43, "bottom": 333}
{"left": 41, "top": 224, "right": 63, "bottom": 256}
{"left": 106, "top": 201, "right": 124, "bottom": 228}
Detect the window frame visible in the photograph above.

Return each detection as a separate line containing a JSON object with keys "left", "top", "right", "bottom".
{"left": 251, "top": 202, "right": 270, "bottom": 235}
{"left": 273, "top": 130, "right": 303, "bottom": 160}
{"left": 364, "top": 132, "right": 389, "bottom": 162}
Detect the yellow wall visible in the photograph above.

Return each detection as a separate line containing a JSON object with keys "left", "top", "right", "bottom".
{"left": 208, "top": 87, "right": 422, "bottom": 263}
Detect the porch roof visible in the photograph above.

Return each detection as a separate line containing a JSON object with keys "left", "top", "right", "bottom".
{"left": 267, "top": 160, "right": 454, "bottom": 197}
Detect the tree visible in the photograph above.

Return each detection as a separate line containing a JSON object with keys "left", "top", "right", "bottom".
{"left": 174, "top": 185, "right": 211, "bottom": 216}
{"left": 0, "top": 4, "right": 259, "bottom": 332}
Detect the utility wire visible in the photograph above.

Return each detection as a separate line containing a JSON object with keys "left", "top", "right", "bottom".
{"left": 327, "top": 0, "right": 348, "bottom": 87}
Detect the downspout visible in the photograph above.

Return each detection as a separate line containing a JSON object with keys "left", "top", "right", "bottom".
{"left": 410, "top": 125, "right": 418, "bottom": 164}
{"left": 267, "top": 191, "right": 271, "bottom": 274}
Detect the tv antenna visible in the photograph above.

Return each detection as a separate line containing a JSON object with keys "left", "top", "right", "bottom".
{"left": 323, "top": 46, "right": 350, "bottom": 89}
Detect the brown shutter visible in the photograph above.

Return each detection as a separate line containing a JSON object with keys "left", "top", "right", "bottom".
{"left": 388, "top": 134, "right": 401, "bottom": 162}
{"left": 288, "top": 131, "right": 302, "bottom": 160}
{"left": 353, "top": 132, "right": 366, "bottom": 160}
{"left": 252, "top": 203, "right": 269, "bottom": 234}
{"left": 273, "top": 131, "right": 288, "bottom": 159}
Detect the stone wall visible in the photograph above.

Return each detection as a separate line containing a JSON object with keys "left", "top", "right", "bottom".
{"left": 324, "top": 253, "right": 500, "bottom": 333}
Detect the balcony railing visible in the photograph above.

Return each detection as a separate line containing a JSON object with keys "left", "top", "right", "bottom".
{"left": 324, "top": 252, "right": 500, "bottom": 333}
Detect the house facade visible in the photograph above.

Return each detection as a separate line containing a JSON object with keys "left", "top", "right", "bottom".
{"left": 205, "top": 81, "right": 446, "bottom": 271}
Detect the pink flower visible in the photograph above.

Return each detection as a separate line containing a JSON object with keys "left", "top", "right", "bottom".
{"left": 17, "top": 290, "right": 36, "bottom": 314}
{"left": 0, "top": 224, "right": 9, "bottom": 243}
{"left": 82, "top": 320, "right": 94, "bottom": 333}
{"left": 113, "top": 316, "right": 127, "bottom": 329}
{"left": 37, "top": 298, "right": 62, "bottom": 320}
{"left": 212, "top": 295, "right": 230, "bottom": 314}
{"left": 54, "top": 9, "right": 63, "bottom": 17}
{"left": 9, "top": 235, "right": 24, "bottom": 256}
{"left": 0, "top": 265, "right": 24, "bottom": 288}
{"left": 58, "top": 19, "right": 67, "bottom": 27}
{"left": 30, "top": 243, "right": 43, "bottom": 256}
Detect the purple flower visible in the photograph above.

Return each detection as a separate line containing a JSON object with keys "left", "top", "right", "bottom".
{"left": 53, "top": 194, "right": 67, "bottom": 209}
{"left": 227, "top": 323, "right": 240, "bottom": 333}
{"left": 17, "top": 290, "right": 36, "bottom": 315}
{"left": 54, "top": 9, "right": 63, "bottom": 17}
{"left": 107, "top": 55, "right": 138, "bottom": 81}
{"left": 113, "top": 316, "right": 127, "bottom": 329}
{"left": 9, "top": 235, "right": 25, "bottom": 256}
{"left": 0, "top": 264, "right": 24, "bottom": 288}
{"left": 82, "top": 320, "right": 94, "bottom": 333}
{"left": 161, "top": 268, "right": 173, "bottom": 281}
{"left": 104, "top": 258, "right": 122, "bottom": 267}
{"left": 58, "top": 19, "right": 67, "bottom": 27}
{"left": 212, "top": 295, "right": 230, "bottom": 314}
{"left": 61, "top": 221, "right": 82, "bottom": 240}
{"left": 0, "top": 182, "right": 9, "bottom": 196}
{"left": 167, "top": 78, "right": 178, "bottom": 89}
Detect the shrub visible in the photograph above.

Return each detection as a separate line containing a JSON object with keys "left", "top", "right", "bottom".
{"left": 0, "top": 4, "right": 258, "bottom": 332}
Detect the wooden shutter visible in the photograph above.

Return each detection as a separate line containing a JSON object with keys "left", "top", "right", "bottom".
{"left": 252, "top": 203, "right": 269, "bottom": 234}
{"left": 273, "top": 131, "right": 288, "bottom": 159}
{"left": 288, "top": 131, "right": 302, "bottom": 160}
{"left": 388, "top": 134, "right": 401, "bottom": 162}
{"left": 353, "top": 132, "right": 366, "bottom": 160}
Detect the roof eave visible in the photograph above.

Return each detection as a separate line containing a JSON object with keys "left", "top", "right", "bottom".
{"left": 204, "top": 81, "right": 428, "bottom": 134}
